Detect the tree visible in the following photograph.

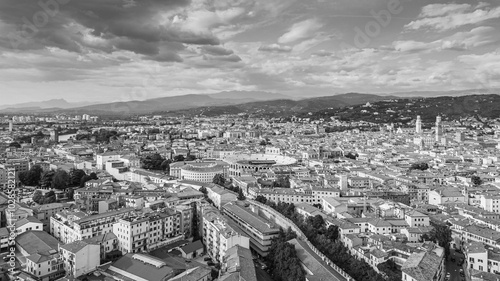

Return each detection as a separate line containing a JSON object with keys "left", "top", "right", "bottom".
{"left": 255, "top": 195, "right": 267, "bottom": 204}
{"left": 312, "top": 203, "right": 322, "bottom": 209}
{"left": 429, "top": 223, "right": 452, "bottom": 257}
{"left": 43, "top": 191, "right": 56, "bottom": 204}
{"left": 273, "top": 175, "right": 290, "bottom": 188}
{"left": 199, "top": 186, "right": 208, "bottom": 195}
{"left": 377, "top": 260, "right": 401, "bottom": 281}
{"left": 69, "top": 169, "right": 86, "bottom": 187}
{"left": 213, "top": 174, "right": 226, "bottom": 186}
{"left": 8, "top": 142, "right": 21, "bottom": 148}
{"left": 160, "top": 159, "right": 172, "bottom": 172}
{"left": 471, "top": 175, "right": 483, "bottom": 186}
{"left": 210, "top": 269, "right": 219, "bottom": 280}
{"left": 307, "top": 215, "right": 325, "bottom": 230}
{"left": 80, "top": 172, "right": 98, "bottom": 187}
{"left": 52, "top": 169, "right": 70, "bottom": 190}
{"left": 32, "top": 190, "right": 44, "bottom": 204}
{"left": 40, "top": 170, "right": 55, "bottom": 189}
{"left": 141, "top": 153, "right": 165, "bottom": 170}
{"left": 345, "top": 152, "right": 358, "bottom": 160}
{"left": 410, "top": 163, "right": 429, "bottom": 171}
{"left": 66, "top": 188, "right": 75, "bottom": 200}
{"left": 19, "top": 165, "right": 43, "bottom": 186}
{"left": 173, "top": 155, "right": 185, "bottom": 162}
{"left": 237, "top": 189, "right": 246, "bottom": 200}
{"left": 266, "top": 239, "right": 305, "bottom": 281}
{"left": 186, "top": 154, "right": 196, "bottom": 161}
{"left": 326, "top": 225, "right": 339, "bottom": 241}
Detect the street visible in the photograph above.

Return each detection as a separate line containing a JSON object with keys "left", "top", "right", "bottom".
{"left": 446, "top": 249, "right": 465, "bottom": 281}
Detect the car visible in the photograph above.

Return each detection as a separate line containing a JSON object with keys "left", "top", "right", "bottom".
{"left": 204, "top": 257, "right": 211, "bottom": 261}
{"left": 207, "top": 261, "right": 215, "bottom": 266}
{"left": 445, "top": 272, "right": 451, "bottom": 280}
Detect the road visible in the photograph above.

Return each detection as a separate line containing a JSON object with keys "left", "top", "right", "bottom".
{"left": 446, "top": 250, "right": 465, "bottom": 281}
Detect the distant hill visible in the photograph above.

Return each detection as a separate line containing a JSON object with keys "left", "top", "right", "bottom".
{"left": 0, "top": 99, "right": 95, "bottom": 111}
{"left": 60, "top": 91, "right": 291, "bottom": 115}
{"left": 322, "top": 94, "right": 500, "bottom": 124}
{"left": 388, "top": 88, "right": 499, "bottom": 98}
{"left": 159, "top": 93, "right": 396, "bottom": 117}
{"left": 208, "top": 91, "right": 291, "bottom": 101}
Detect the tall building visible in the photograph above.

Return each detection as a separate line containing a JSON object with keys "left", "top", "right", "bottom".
{"left": 415, "top": 115, "right": 422, "bottom": 134}
{"left": 435, "top": 115, "right": 443, "bottom": 142}
{"left": 50, "top": 129, "right": 59, "bottom": 143}
{"left": 202, "top": 208, "right": 250, "bottom": 263}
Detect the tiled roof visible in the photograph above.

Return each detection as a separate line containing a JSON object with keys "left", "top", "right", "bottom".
{"left": 402, "top": 251, "right": 443, "bottom": 281}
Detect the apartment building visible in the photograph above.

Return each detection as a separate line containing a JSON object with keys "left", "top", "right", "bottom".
{"left": 113, "top": 217, "right": 149, "bottom": 254}
{"left": 202, "top": 209, "right": 250, "bottom": 263}
{"left": 206, "top": 184, "right": 237, "bottom": 209}
{"left": 32, "top": 203, "right": 69, "bottom": 231}
{"left": 59, "top": 241, "right": 100, "bottom": 278}
{"left": 17, "top": 231, "right": 65, "bottom": 280}
{"left": 222, "top": 202, "right": 280, "bottom": 257}
{"left": 50, "top": 208, "right": 135, "bottom": 244}
{"left": 479, "top": 194, "right": 500, "bottom": 214}
{"left": 461, "top": 225, "right": 500, "bottom": 249}
{"left": 405, "top": 210, "right": 430, "bottom": 227}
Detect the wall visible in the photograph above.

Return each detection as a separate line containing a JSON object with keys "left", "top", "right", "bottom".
{"left": 248, "top": 201, "right": 354, "bottom": 281}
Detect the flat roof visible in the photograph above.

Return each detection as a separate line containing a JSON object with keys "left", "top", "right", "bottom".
{"left": 223, "top": 203, "right": 279, "bottom": 234}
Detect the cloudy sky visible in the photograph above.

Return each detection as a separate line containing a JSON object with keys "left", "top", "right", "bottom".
{"left": 0, "top": 0, "right": 499, "bottom": 104}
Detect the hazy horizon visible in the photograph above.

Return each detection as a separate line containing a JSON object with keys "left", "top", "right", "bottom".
{"left": 1, "top": 0, "right": 499, "bottom": 105}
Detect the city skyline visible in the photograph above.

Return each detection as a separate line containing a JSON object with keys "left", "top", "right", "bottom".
{"left": 1, "top": 0, "right": 500, "bottom": 104}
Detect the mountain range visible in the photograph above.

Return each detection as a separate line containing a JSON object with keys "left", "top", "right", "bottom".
{"left": 0, "top": 88, "right": 497, "bottom": 116}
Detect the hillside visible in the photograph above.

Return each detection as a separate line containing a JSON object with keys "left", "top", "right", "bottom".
{"left": 323, "top": 94, "right": 500, "bottom": 124}
{"left": 159, "top": 93, "right": 395, "bottom": 117}
{"left": 60, "top": 91, "right": 290, "bottom": 115}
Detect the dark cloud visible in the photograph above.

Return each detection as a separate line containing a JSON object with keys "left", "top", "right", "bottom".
{"left": 311, "top": 50, "right": 336, "bottom": 57}
{"left": 145, "top": 52, "right": 183, "bottom": 62}
{"left": 0, "top": 0, "right": 220, "bottom": 61}
{"left": 258, "top": 44, "right": 291, "bottom": 53}
{"left": 200, "top": 45, "right": 234, "bottom": 56}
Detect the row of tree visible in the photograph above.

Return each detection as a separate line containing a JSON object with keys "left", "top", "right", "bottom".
{"left": 266, "top": 228, "right": 305, "bottom": 281}
{"left": 139, "top": 153, "right": 197, "bottom": 172}
{"left": 19, "top": 166, "right": 96, "bottom": 189}
{"left": 266, "top": 201, "right": 387, "bottom": 281}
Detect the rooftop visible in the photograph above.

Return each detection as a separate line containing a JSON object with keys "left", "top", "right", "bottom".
{"left": 222, "top": 203, "right": 279, "bottom": 234}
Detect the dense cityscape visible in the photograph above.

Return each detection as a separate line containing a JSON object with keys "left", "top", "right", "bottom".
{"left": 2, "top": 0, "right": 500, "bottom": 280}
{"left": 0, "top": 107, "right": 499, "bottom": 281}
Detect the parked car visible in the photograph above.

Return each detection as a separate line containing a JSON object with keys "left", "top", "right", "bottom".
{"left": 460, "top": 269, "right": 465, "bottom": 277}
{"left": 207, "top": 261, "right": 215, "bottom": 266}
{"left": 445, "top": 272, "right": 451, "bottom": 280}
{"left": 204, "top": 257, "right": 211, "bottom": 261}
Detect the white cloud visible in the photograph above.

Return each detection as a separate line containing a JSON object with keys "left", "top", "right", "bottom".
{"left": 258, "top": 44, "right": 292, "bottom": 53}
{"left": 406, "top": 4, "right": 500, "bottom": 31}
{"left": 419, "top": 3, "right": 471, "bottom": 18}
{"left": 278, "top": 19, "right": 323, "bottom": 44}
